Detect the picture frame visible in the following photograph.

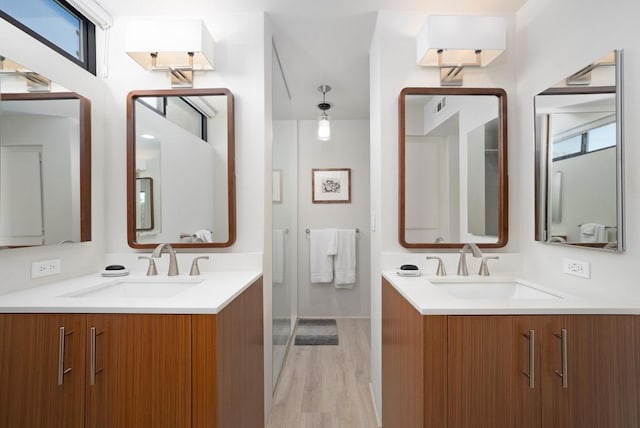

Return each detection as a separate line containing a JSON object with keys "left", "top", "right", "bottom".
{"left": 312, "top": 168, "right": 351, "bottom": 203}
{"left": 272, "top": 169, "right": 282, "bottom": 203}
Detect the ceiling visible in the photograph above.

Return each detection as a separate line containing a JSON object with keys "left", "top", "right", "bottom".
{"left": 99, "top": 0, "right": 528, "bottom": 119}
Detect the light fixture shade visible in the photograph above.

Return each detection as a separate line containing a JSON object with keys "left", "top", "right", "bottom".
{"left": 125, "top": 19, "right": 214, "bottom": 70}
{"left": 318, "top": 114, "right": 331, "bottom": 141}
{"left": 416, "top": 15, "right": 506, "bottom": 67}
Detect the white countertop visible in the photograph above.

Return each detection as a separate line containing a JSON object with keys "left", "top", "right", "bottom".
{"left": 0, "top": 271, "right": 262, "bottom": 314}
{"left": 383, "top": 270, "right": 640, "bottom": 315}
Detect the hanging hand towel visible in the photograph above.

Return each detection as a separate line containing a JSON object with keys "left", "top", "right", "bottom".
{"left": 580, "top": 223, "right": 606, "bottom": 242}
{"left": 272, "top": 229, "right": 284, "bottom": 284}
{"left": 194, "top": 229, "right": 213, "bottom": 243}
{"left": 334, "top": 229, "right": 356, "bottom": 288}
{"left": 310, "top": 229, "right": 338, "bottom": 283}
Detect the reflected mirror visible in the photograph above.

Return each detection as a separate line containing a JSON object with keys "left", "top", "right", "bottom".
{"left": 135, "top": 177, "right": 154, "bottom": 231}
{"left": 0, "top": 56, "right": 91, "bottom": 248}
{"left": 399, "top": 87, "right": 508, "bottom": 248}
{"left": 127, "top": 88, "right": 235, "bottom": 248}
{"left": 534, "top": 50, "right": 623, "bottom": 251}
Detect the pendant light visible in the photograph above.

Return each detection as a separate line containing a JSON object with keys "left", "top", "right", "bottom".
{"left": 317, "top": 85, "right": 332, "bottom": 141}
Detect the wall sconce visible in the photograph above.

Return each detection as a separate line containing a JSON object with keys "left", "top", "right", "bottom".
{"left": 416, "top": 15, "right": 506, "bottom": 86}
{"left": 0, "top": 57, "right": 51, "bottom": 92}
{"left": 125, "top": 19, "right": 214, "bottom": 88}
{"left": 317, "top": 85, "right": 332, "bottom": 141}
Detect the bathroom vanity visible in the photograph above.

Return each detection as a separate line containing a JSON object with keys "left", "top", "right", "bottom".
{"left": 381, "top": 273, "right": 640, "bottom": 428}
{"left": 0, "top": 272, "right": 263, "bottom": 428}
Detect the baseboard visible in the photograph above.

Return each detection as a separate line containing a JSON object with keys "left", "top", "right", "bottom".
{"left": 369, "top": 382, "right": 382, "bottom": 427}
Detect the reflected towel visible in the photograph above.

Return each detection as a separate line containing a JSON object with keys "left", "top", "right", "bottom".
{"left": 580, "top": 223, "right": 606, "bottom": 242}
{"left": 334, "top": 229, "right": 356, "bottom": 288}
{"left": 194, "top": 229, "right": 213, "bottom": 243}
{"left": 272, "top": 229, "right": 284, "bottom": 284}
{"left": 310, "top": 229, "right": 338, "bottom": 283}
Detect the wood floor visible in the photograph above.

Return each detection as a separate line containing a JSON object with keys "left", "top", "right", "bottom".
{"left": 268, "top": 318, "right": 379, "bottom": 428}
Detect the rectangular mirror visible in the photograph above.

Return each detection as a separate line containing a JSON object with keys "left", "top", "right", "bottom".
{"left": 534, "top": 50, "right": 624, "bottom": 251}
{"left": 127, "top": 88, "right": 235, "bottom": 248}
{"left": 0, "top": 56, "right": 91, "bottom": 248}
{"left": 399, "top": 87, "right": 508, "bottom": 248}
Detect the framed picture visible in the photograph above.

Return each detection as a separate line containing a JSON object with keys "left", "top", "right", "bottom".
{"left": 312, "top": 168, "right": 351, "bottom": 203}
{"left": 272, "top": 170, "right": 282, "bottom": 203}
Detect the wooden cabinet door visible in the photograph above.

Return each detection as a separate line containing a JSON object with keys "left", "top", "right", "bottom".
{"left": 540, "top": 315, "right": 639, "bottom": 428}
{"left": 0, "top": 314, "right": 86, "bottom": 428}
{"left": 448, "top": 316, "right": 517, "bottom": 428}
{"left": 85, "top": 314, "right": 192, "bottom": 428}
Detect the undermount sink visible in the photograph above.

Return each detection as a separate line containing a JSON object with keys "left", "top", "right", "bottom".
{"left": 64, "top": 278, "right": 204, "bottom": 299}
{"left": 430, "top": 278, "right": 562, "bottom": 300}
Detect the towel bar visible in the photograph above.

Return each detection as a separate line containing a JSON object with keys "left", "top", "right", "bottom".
{"left": 305, "top": 228, "right": 359, "bottom": 234}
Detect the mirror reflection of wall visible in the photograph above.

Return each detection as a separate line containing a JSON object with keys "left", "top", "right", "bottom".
{"left": 129, "top": 90, "right": 233, "bottom": 248}
{"left": 534, "top": 50, "right": 623, "bottom": 251}
{"left": 400, "top": 88, "right": 507, "bottom": 248}
{"left": 0, "top": 57, "right": 91, "bottom": 248}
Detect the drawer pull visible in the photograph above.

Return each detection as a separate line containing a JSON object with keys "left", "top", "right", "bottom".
{"left": 57, "top": 327, "right": 73, "bottom": 386}
{"left": 521, "top": 330, "right": 535, "bottom": 389}
{"left": 553, "top": 328, "right": 568, "bottom": 388}
{"left": 90, "top": 327, "right": 104, "bottom": 385}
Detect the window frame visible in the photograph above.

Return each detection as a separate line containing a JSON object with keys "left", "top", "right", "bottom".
{"left": 552, "top": 119, "right": 616, "bottom": 162}
{"left": 0, "top": 0, "right": 96, "bottom": 74}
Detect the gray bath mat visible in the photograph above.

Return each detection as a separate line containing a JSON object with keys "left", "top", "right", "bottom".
{"left": 294, "top": 319, "right": 339, "bottom": 345}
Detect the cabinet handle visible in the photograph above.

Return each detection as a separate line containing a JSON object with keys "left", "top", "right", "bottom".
{"left": 521, "top": 329, "right": 535, "bottom": 389}
{"left": 57, "top": 327, "right": 73, "bottom": 386}
{"left": 90, "top": 327, "right": 104, "bottom": 385}
{"left": 553, "top": 328, "right": 568, "bottom": 388}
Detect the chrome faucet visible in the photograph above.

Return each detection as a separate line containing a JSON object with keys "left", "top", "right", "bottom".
{"left": 457, "top": 243, "right": 483, "bottom": 276}
{"left": 151, "top": 243, "right": 179, "bottom": 276}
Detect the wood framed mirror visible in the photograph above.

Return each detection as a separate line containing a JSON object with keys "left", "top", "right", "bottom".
{"left": 1, "top": 86, "right": 91, "bottom": 248}
{"left": 127, "top": 88, "right": 235, "bottom": 249}
{"left": 399, "top": 87, "right": 508, "bottom": 249}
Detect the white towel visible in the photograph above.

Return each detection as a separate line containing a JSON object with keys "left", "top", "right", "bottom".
{"left": 272, "top": 229, "right": 284, "bottom": 284}
{"left": 194, "top": 229, "right": 213, "bottom": 243}
{"left": 580, "top": 223, "right": 606, "bottom": 242}
{"left": 334, "top": 229, "right": 356, "bottom": 288}
{"left": 310, "top": 229, "right": 338, "bottom": 283}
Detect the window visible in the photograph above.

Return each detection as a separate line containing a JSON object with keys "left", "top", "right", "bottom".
{"left": 552, "top": 120, "right": 616, "bottom": 161}
{"left": 138, "top": 97, "right": 208, "bottom": 142}
{"left": 0, "top": 0, "right": 96, "bottom": 74}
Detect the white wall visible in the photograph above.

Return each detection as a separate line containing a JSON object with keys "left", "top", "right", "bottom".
{"left": 369, "top": 10, "right": 519, "bottom": 415}
{"left": 516, "top": 0, "right": 640, "bottom": 296}
{"left": 0, "top": 19, "right": 107, "bottom": 295}
{"left": 297, "top": 119, "right": 371, "bottom": 317}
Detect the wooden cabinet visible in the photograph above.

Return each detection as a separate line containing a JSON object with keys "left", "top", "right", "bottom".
{"left": 0, "top": 277, "right": 264, "bottom": 428}
{"left": 86, "top": 314, "right": 193, "bottom": 428}
{"left": 0, "top": 314, "right": 86, "bottom": 428}
{"left": 448, "top": 316, "right": 518, "bottom": 428}
{"left": 382, "top": 278, "right": 640, "bottom": 428}
{"left": 516, "top": 315, "right": 640, "bottom": 428}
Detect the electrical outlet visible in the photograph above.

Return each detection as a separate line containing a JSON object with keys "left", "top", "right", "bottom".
{"left": 562, "top": 258, "right": 590, "bottom": 279}
{"left": 31, "top": 259, "right": 61, "bottom": 278}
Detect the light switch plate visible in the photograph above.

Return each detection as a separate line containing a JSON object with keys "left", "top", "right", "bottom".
{"left": 562, "top": 258, "right": 590, "bottom": 279}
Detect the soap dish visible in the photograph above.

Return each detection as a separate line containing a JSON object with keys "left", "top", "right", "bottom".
{"left": 101, "top": 268, "right": 129, "bottom": 277}
{"left": 396, "top": 270, "right": 421, "bottom": 277}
